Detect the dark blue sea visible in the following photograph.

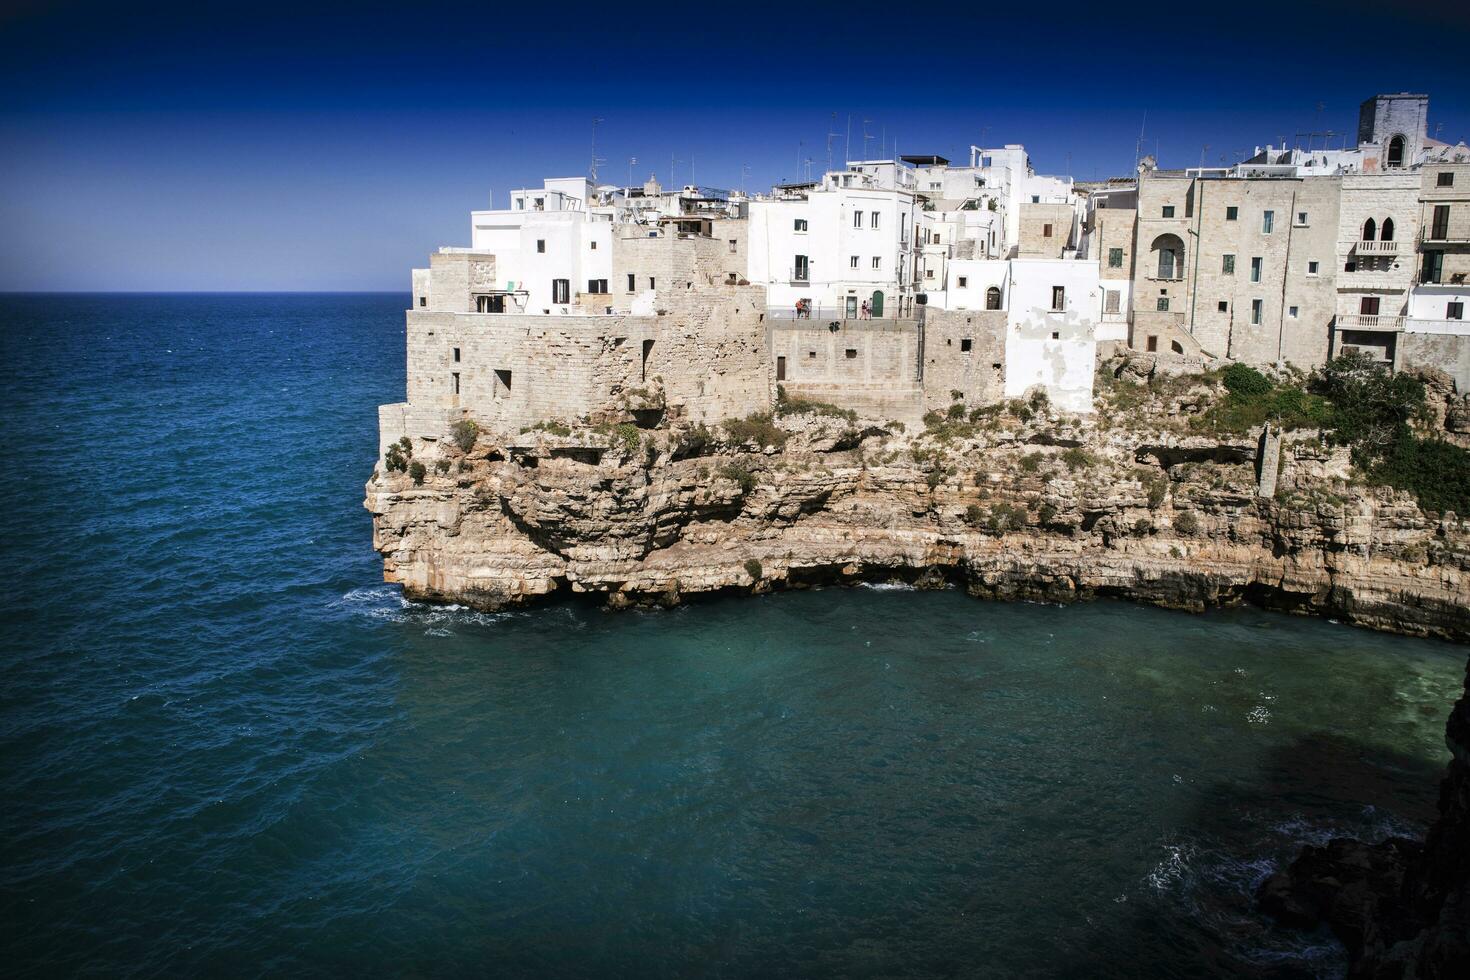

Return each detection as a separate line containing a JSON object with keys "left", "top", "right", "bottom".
{"left": 1, "top": 293, "right": 1464, "bottom": 978}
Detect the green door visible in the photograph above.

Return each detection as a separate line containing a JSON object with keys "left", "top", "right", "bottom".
{"left": 870, "top": 290, "right": 884, "bottom": 317}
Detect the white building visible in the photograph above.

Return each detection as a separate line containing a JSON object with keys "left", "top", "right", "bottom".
{"left": 942, "top": 257, "right": 1101, "bottom": 412}
{"left": 746, "top": 164, "right": 921, "bottom": 318}
{"left": 467, "top": 177, "right": 613, "bottom": 314}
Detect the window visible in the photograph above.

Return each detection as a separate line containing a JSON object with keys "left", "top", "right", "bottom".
{"left": 1156, "top": 297, "right": 1170, "bottom": 311}
{"left": 793, "top": 255, "right": 809, "bottom": 281}
{"left": 1439, "top": 172, "right": 1455, "bottom": 188}
{"left": 794, "top": 218, "right": 808, "bottom": 232}
{"left": 418, "top": 296, "right": 426, "bottom": 307}
{"left": 1108, "top": 247, "right": 1123, "bottom": 268}
{"left": 451, "top": 372, "right": 460, "bottom": 395}
{"left": 985, "top": 286, "right": 1002, "bottom": 310}
{"left": 1360, "top": 296, "right": 1380, "bottom": 316}
{"left": 1217, "top": 301, "right": 1228, "bottom": 312}
{"left": 1051, "top": 331, "right": 1060, "bottom": 340}
{"left": 1043, "top": 223, "right": 1053, "bottom": 238}
{"left": 845, "top": 348, "right": 857, "bottom": 359}
{"left": 1363, "top": 217, "right": 1377, "bottom": 241}
{"left": 871, "top": 211, "right": 880, "bottom": 228}
{"left": 958, "top": 276, "right": 968, "bottom": 288}
{"left": 1222, "top": 254, "right": 1235, "bottom": 275}
{"left": 1387, "top": 135, "right": 1405, "bottom": 168}
{"left": 587, "top": 279, "right": 608, "bottom": 293}
{"left": 648, "top": 277, "right": 656, "bottom": 289}
{"left": 1147, "top": 336, "right": 1158, "bottom": 352}
{"left": 533, "top": 197, "right": 544, "bottom": 209}
{"left": 850, "top": 255, "right": 859, "bottom": 269}
{"left": 853, "top": 211, "right": 863, "bottom": 228}
{"left": 729, "top": 239, "right": 737, "bottom": 253}
{"left": 515, "top": 198, "right": 525, "bottom": 210}
{"left": 1251, "top": 299, "right": 1263, "bottom": 324}
{"left": 1307, "top": 261, "right": 1319, "bottom": 277}
{"left": 1296, "top": 212, "right": 1308, "bottom": 226}
{"left": 552, "top": 279, "right": 570, "bottom": 304}
{"left": 590, "top": 241, "right": 598, "bottom": 250}
{"left": 1345, "top": 261, "right": 1357, "bottom": 272}
{"left": 452, "top": 347, "right": 460, "bottom": 362}
{"left": 872, "top": 256, "right": 880, "bottom": 270}
{"left": 494, "top": 369, "right": 512, "bottom": 395}
{"left": 1051, "top": 286, "right": 1065, "bottom": 311}
{"left": 1381, "top": 218, "right": 1395, "bottom": 242}
{"left": 1262, "top": 210, "right": 1274, "bottom": 234}
{"left": 1105, "top": 290, "right": 1120, "bottom": 314}
{"left": 536, "top": 239, "right": 546, "bottom": 253}
{"left": 1449, "top": 301, "right": 1465, "bottom": 320}
{"left": 1225, "top": 206, "right": 1238, "bottom": 221}
{"left": 926, "top": 269, "right": 934, "bottom": 279}
{"left": 960, "top": 338, "right": 973, "bottom": 352}
{"left": 931, "top": 231, "right": 942, "bottom": 244}
{"left": 1431, "top": 205, "right": 1450, "bottom": 239}
{"left": 1031, "top": 195, "right": 1040, "bottom": 204}
{"left": 1288, "top": 306, "right": 1299, "bottom": 318}
{"left": 627, "top": 273, "right": 636, "bottom": 292}
{"left": 1162, "top": 205, "right": 1175, "bottom": 218}
{"left": 1250, "top": 256, "right": 1262, "bottom": 283}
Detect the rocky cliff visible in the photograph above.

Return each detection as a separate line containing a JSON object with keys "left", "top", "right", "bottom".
{"left": 365, "top": 365, "right": 1470, "bottom": 642}
{"left": 1259, "top": 657, "right": 1470, "bottom": 976}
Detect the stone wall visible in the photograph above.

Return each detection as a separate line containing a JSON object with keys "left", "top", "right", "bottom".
{"left": 395, "top": 282, "right": 771, "bottom": 444}
{"left": 425, "top": 251, "right": 497, "bottom": 313}
{"left": 920, "top": 309, "right": 1007, "bottom": 411}
{"left": 1018, "top": 202, "right": 1075, "bottom": 258}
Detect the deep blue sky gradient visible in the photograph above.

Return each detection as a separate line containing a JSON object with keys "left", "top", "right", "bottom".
{"left": 2, "top": 1, "right": 1468, "bottom": 290}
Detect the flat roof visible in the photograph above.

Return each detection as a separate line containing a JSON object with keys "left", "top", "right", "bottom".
{"left": 901, "top": 154, "right": 949, "bottom": 166}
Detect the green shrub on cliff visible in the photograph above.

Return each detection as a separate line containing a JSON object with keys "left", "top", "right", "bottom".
{"left": 450, "top": 418, "right": 479, "bottom": 453}
{"left": 743, "top": 558, "right": 763, "bottom": 581}
{"left": 1173, "top": 510, "right": 1199, "bottom": 536}
{"left": 775, "top": 387, "right": 857, "bottom": 422}
{"left": 384, "top": 436, "right": 412, "bottom": 473}
{"left": 408, "top": 461, "right": 427, "bottom": 485}
{"left": 720, "top": 463, "right": 757, "bottom": 494}
{"left": 1221, "top": 363, "right": 1272, "bottom": 397}
{"left": 722, "top": 412, "right": 788, "bottom": 449}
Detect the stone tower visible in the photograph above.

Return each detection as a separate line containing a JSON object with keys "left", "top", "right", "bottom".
{"left": 1357, "top": 93, "right": 1429, "bottom": 170}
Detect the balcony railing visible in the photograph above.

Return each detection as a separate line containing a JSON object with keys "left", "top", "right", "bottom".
{"left": 1335, "top": 313, "right": 1404, "bottom": 331}
{"left": 1419, "top": 229, "right": 1469, "bottom": 245}
{"left": 1403, "top": 317, "right": 1470, "bottom": 336}
{"left": 1354, "top": 240, "right": 1399, "bottom": 255}
{"left": 789, "top": 267, "right": 810, "bottom": 283}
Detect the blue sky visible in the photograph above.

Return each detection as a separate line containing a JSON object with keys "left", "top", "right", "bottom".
{"left": 2, "top": 0, "right": 1468, "bottom": 291}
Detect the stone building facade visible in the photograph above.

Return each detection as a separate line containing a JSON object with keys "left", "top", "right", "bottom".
{"left": 1017, "top": 202, "right": 1076, "bottom": 258}
{"left": 1129, "top": 171, "right": 1340, "bottom": 368}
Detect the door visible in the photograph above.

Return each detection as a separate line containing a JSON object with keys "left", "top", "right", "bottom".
{"left": 845, "top": 296, "right": 858, "bottom": 319}
{"left": 1360, "top": 296, "right": 1380, "bottom": 316}
{"left": 776, "top": 356, "right": 786, "bottom": 381}
{"left": 870, "top": 290, "right": 884, "bottom": 317}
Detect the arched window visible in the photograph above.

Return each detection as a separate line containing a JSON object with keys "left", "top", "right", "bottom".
{"left": 1362, "top": 217, "right": 1376, "bottom": 242}
{"left": 1387, "top": 135, "right": 1405, "bottom": 168}
{"left": 985, "top": 286, "right": 1002, "bottom": 310}
{"left": 1381, "top": 217, "right": 1395, "bottom": 243}
{"left": 1150, "top": 233, "right": 1185, "bottom": 279}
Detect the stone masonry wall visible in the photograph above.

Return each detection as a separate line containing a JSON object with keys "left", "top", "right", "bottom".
{"left": 920, "top": 309, "right": 1008, "bottom": 411}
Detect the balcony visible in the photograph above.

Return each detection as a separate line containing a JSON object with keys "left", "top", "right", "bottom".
{"left": 1335, "top": 313, "right": 1404, "bottom": 331}
{"left": 789, "top": 267, "right": 811, "bottom": 284}
{"left": 1353, "top": 240, "right": 1399, "bottom": 255}
{"left": 1419, "top": 229, "right": 1470, "bottom": 246}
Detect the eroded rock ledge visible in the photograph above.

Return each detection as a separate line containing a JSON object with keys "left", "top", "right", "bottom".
{"left": 365, "top": 389, "right": 1469, "bottom": 642}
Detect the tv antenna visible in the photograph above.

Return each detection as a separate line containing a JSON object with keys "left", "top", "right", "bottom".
{"left": 826, "top": 113, "right": 841, "bottom": 173}
{"left": 589, "top": 117, "right": 605, "bottom": 182}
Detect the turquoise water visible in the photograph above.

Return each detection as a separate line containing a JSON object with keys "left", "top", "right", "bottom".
{"left": 1, "top": 294, "right": 1464, "bottom": 978}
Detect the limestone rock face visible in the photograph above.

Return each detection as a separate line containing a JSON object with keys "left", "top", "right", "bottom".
{"left": 364, "top": 405, "right": 1469, "bottom": 642}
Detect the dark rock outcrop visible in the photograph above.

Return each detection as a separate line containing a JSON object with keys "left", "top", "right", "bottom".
{"left": 1259, "top": 658, "right": 1470, "bottom": 976}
